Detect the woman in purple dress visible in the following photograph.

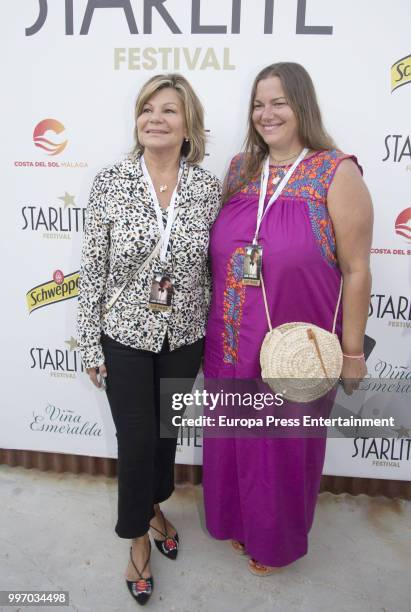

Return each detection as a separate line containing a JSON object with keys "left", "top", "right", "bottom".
{"left": 203, "top": 62, "right": 373, "bottom": 575}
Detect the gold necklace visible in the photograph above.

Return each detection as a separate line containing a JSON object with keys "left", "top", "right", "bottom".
{"left": 270, "top": 149, "right": 304, "bottom": 165}
{"left": 158, "top": 168, "right": 180, "bottom": 193}
{"left": 270, "top": 149, "right": 305, "bottom": 185}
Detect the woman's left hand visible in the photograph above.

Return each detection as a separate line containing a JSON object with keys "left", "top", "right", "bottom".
{"left": 340, "top": 356, "right": 367, "bottom": 395}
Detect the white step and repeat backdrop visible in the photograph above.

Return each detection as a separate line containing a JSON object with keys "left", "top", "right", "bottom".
{"left": 2, "top": 1, "right": 410, "bottom": 479}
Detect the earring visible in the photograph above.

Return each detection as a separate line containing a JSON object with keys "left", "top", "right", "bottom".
{"left": 184, "top": 137, "right": 189, "bottom": 142}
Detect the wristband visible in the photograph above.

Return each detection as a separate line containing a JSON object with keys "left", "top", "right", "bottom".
{"left": 342, "top": 353, "right": 365, "bottom": 359}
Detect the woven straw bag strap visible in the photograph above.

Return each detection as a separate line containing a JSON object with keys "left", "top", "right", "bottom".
{"left": 260, "top": 271, "right": 343, "bottom": 334}
{"left": 260, "top": 272, "right": 273, "bottom": 332}
{"left": 103, "top": 207, "right": 181, "bottom": 315}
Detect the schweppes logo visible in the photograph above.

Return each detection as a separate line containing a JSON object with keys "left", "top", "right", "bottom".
{"left": 26, "top": 269, "right": 79, "bottom": 314}
{"left": 391, "top": 54, "right": 411, "bottom": 93}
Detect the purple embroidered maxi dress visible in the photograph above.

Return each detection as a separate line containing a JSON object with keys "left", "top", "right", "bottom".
{"left": 203, "top": 150, "right": 359, "bottom": 567}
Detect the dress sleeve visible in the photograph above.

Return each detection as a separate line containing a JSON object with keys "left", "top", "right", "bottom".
{"left": 223, "top": 153, "right": 246, "bottom": 199}
{"left": 77, "top": 173, "right": 110, "bottom": 369}
{"left": 328, "top": 153, "right": 363, "bottom": 187}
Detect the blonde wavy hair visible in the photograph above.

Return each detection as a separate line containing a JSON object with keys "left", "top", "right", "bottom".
{"left": 133, "top": 73, "right": 206, "bottom": 164}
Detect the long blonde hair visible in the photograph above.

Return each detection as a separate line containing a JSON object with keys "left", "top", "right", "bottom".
{"left": 228, "top": 62, "right": 336, "bottom": 198}
{"left": 133, "top": 73, "right": 206, "bottom": 164}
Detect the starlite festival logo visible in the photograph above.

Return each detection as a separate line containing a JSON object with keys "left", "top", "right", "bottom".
{"left": 30, "top": 335, "right": 84, "bottom": 379}
{"left": 24, "top": 0, "right": 335, "bottom": 72}
{"left": 369, "top": 293, "right": 411, "bottom": 329}
{"left": 391, "top": 54, "right": 411, "bottom": 93}
{"left": 382, "top": 134, "right": 411, "bottom": 170}
{"left": 352, "top": 436, "right": 411, "bottom": 469}
{"left": 26, "top": 269, "right": 79, "bottom": 314}
{"left": 33, "top": 118, "right": 68, "bottom": 156}
{"left": 395, "top": 207, "right": 411, "bottom": 242}
{"left": 21, "top": 191, "right": 86, "bottom": 240}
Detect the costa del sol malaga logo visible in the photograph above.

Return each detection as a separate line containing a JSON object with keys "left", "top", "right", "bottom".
{"left": 395, "top": 208, "right": 411, "bottom": 242}
{"left": 33, "top": 119, "right": 68, "bottom": 156}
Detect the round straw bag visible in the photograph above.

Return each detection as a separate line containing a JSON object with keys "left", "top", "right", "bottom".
{"left": 259, "top": 274, "right": 343, "bottom": 402}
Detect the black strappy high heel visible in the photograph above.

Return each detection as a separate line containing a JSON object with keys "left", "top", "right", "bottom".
{"left": 126, "top": 540, "right": 153, "bottom": 606}
{"left": 149, "top": 512, "right": 179, "bottom": 560}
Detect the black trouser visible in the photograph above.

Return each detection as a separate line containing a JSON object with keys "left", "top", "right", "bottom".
{"left": 102, "top": 333, "right": 203, "bottom": 539}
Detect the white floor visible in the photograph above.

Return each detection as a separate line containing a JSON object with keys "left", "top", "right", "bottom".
{"left": 0, "top": 465, "right": 410, "bottom": 612}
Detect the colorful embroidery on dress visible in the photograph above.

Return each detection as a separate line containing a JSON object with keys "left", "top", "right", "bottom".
{"left": 282, "top": 151, "right": 344, "bottom": 269}
{"left": 226, "top": 153, "right": 248, "bottom": 195}
{"left": 223, "top": 247, "right": 246, "bottom": 364}
{"left": 306, "top": 201, "right": 337, "bottom": 267}
{"left": 227, "top": 150, "right": 355, "bottom": 268}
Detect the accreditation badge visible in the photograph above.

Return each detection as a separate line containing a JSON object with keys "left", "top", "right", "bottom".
{"left": 242, "top": 244, "right": 263, "bottom": 286}
{"left": 148, "top": 272, "right": 174, "bottom": 311}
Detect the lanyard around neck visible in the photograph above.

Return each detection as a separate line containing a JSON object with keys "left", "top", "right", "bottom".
{"left": 141, "top": 155, "right": 184, "bottom": 263}
{"left": 253, "top": 148, "right": 308, "bottom": 244}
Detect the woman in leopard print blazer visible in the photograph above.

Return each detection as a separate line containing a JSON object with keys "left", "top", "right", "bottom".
{"left": 77, "top": 73, "right": 221, "bottom": 605}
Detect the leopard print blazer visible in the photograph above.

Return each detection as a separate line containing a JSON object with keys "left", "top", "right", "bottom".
{"left": 77, "top": 154, "right": 222, "bottom": 368}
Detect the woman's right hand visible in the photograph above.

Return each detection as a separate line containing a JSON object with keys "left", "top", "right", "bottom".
{"left": 86, "top": 364, "right": 107, "bottom": 388}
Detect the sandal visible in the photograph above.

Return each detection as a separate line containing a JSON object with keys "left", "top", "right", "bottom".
{"left": 149, "top": 511, "right": 179, "bottom": 560}
{"left": 248, "top": 558, "right": 279, "bottom": 577}
{"left": 231, "top": 540, "right": 247, "bottom": 555}
{"left": 126, "top": 540, "right": 153, "bottom": 606}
